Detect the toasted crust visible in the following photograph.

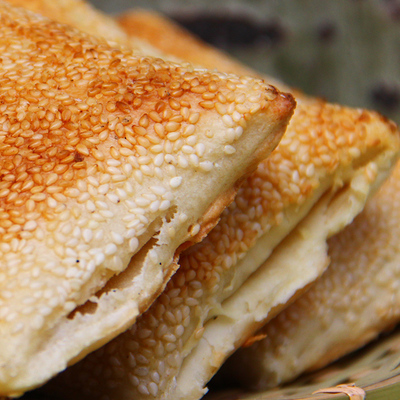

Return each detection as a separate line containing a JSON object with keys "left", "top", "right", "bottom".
{"left": 7, "top": 0, "right": 129, "bottom": 44}
{"left": 6, "top": 0, "right": 177, "bottom": 60}
{"left": 0, "top": 2, "right": 295, "bottom": 396}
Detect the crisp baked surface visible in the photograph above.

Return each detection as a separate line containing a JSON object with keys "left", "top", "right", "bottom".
{"left": 0, "top": 2, "right": 295, "bottom": 396}
{"left": 7, "top": 0, "right": 129, "bottom": 44}
{"left": 6, "top": 0, "right": 172, "bottom": 60}
{"left": 226, "top": 160, "right": 400, "bottom": 390}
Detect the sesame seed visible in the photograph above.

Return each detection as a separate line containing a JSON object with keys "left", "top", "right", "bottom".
{"left": 188, "top": 113, "right": 200, "bottom": 124}
{"left": 169, "top": 176, "right": 182, "bottom": 189}
{"left": 189, "top": 154, "right": 199, "bottom": 167}
{"left": 195, "top": 143, "right": 206, "bottom": 157}
{"left": 82, "top": 229, "right": 93, "bottom": 244}
{"left": 224, "top": 145, "right": 236, "bottom": 155}
{"left": 199, "top": 101, "right": 214, "bottom": 109}
{"left": 129, "top": 238, "right": 139, "bottom": 253}
{"left": 199, "top": 161, "right": 213, "bottom": 172}
{"left": 106, "top": 193, "right": 120, "bottom": 204}
{"left": 222, "top": 114, "right": 234, "bottom": 127}
{"left": 189, "top": 224, "right": 201, "bottom": 236}
{"left": 137, "top": 384, "right": 150, "bottom": 396}
{"left": 106, "top": 231, "right": 123, "bottom": 247}
{"left": 23, "top": 221, "right": 37, "bottom": 231}
{"left": 104, "top": 243, "right": 117, "bottom": 256}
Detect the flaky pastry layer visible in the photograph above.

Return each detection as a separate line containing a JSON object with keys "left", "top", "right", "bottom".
{"left": 225, "top": 159, "right": 400, "bottom": 390}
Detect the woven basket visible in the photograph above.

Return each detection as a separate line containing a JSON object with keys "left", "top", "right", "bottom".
{"left": 206, "top": 326, "right": 400, "bottom": 400}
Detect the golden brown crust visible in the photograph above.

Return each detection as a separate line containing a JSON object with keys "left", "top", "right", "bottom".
{"left": 5, "top": 0, "right": 184, "bottom": 61}
{"left": 6, "top": 0, "right": 130, "bottom": 44}
{"left": 0, "top": 6, "right": 285, "bottom": 246}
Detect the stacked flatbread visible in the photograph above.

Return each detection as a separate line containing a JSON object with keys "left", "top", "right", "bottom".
{"left": 223, "top": 159, "right": 400, "bottom": 391}
{"left": 0, "top": 1, "right": 399, "bottom": 399}
{"left": 0, "top": 1, "right": 297, "bottom": 397}
{"left": 3, "top": 3, "right": 395, "bottom": 400}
